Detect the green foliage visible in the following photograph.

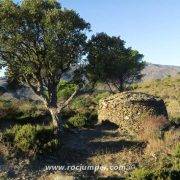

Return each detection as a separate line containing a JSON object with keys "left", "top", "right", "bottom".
{"left": 155, "top": 170, "right": 180, "bottom": 180}
{"left": 0, "top": 0, "right": 90, "bottom": 114}
{"left": 0, "top": 100, "right": 44, "bottom": 122}
{"left": 173, "top": 143, "right": 180, "bottom": 158}
{"left": 3, "top": 124, "right": 22, "bottom": 144}
{"left": 61, "top": 108, "right": 76, "bottom": 120}
{"left": 93, "top": 92, "right": 111, "bottom": 104}
{"left": 66, "top": 93, "right": 109, "bottom": 127}
{"left": 87, "top": 32, "right": 145, "bottom": 91}
{"left": 2, "top": 124, "right": 60, "bottom": 155}
{"left": 14, "top": 124, "right": 37, "bottom": 152}
{"left": 35, "top": 125, "right": 59, "bottom": 153}
{"left": 129, "top": 168, "right": 154, "bottom": 180}
{"left": 5, "top": 67, "right": 21, "bottom": 90}
{"left": 67, "top": 114, "right": 88, "bottom": 128}
{"left": 134, "top": 75, "right": 180, "bottom": 119}
{"left": 71, "top": 96, "right": 95, "bottom": 113}
{"left": 57, "top": 80, "right": 77, "bottom": 100}
{"left": 130, "top": 152, "right": 180, "bottom": 180}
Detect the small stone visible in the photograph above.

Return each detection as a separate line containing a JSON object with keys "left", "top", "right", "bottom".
{"left": 124, "top": 116, "right": 130, "bottom": 120}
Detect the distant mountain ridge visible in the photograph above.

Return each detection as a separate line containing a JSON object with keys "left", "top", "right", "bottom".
{"left": 142, "top": 63, "right": 180, "bottom": 80}
{"left": 0, "top": 63, "right": 180, "bottom": 89}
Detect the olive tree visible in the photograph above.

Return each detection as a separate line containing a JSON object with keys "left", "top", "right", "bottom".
{"left": 0, "top": 0, "right": 90, "bottom": 130}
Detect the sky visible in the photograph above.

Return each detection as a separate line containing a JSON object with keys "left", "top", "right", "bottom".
{"left": 1, "top": 0, "right": 180, "bottom": 76}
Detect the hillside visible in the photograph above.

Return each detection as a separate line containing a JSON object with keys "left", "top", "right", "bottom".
{"left": 1, "top": 63, "right": 180, "bottom": 86}
{"left": 142, "top": 63, "right": 180, "bottom": 80}
{"left": 0, "top": 74, "right": 179, "bottom": 179}
{"left": 134, "top": 75, "right": 180, "bottom": 119}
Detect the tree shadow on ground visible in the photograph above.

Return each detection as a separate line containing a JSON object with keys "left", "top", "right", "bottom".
{"left": 2, "top": 120, "right": 146, "bottom": 179}
{"left": 28, "top": 121, "right": 146, "bottom": 178}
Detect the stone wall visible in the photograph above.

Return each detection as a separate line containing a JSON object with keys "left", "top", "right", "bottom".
{"left": 98, "top": 92, "right": 168, "bottom": 135}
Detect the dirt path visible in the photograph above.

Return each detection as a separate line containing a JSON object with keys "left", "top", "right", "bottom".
{"left": 0, "top": 123, "right": 145, "bottom": 179}
{"left": 59, "top": 124, "right": 145, "bottom": 165}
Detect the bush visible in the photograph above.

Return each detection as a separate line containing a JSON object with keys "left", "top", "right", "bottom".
{"left": 0, "top": 100, "right": 18, "bottom": 120}
{"left": 93, "top": 92, "right": 110, "bottom": 104}
{"left": 61, "top": 108, "right": 76, "bottom": 120}
{"left": 0, "top": 100, "right": 45, "bottom": 122}
{"left": 173, "top": 143, "right": 180, "bottom": 158}
{"left": 71, "top": 96, "right": 94, "bottom": 113}
{"left": 3, "top": 124, "right": 60, "bottom": 155}
{"left": 35, "top": 125, "right": 59, "bottom": 153}
{"left": 57, "top": 80, "right": 77, "bottom": 100}
{"left": 154, "top": 169, "right": 180, "bottom": 180}
{"left": 129, "top": 168, "right": 154, "bottom": 180}
{"left": 3, "top": 125, "right": 22, "bottom": 144}
{"left": 14, "top": 124, "right": 37, "bottom": 152}
{"left": 85, "top": 111, "right": 98, "bottom": 126}
{"left": 67, "top": 114, "right": 88, "bottom": 128}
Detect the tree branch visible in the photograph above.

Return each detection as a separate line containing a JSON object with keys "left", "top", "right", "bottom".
{"left": 57, "top": 86, "right": 79, "bottom": 112}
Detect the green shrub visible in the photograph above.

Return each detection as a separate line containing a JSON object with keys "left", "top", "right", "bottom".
{"left": 14, "top": 124, "right": 37, "bottom": 152}
{"left": 129, "top": 168, "right": 154, "bottom": 180}
{"left": 0, "top": 100, "right": 45, "bottom": 123}
{"left": 67, "top": 114, "right": 88, "bottom": 128}
{"left": 173, "top": 143, "right": 180, "bottom": 158}
{"left": 84, "top": 111, "right": 98, "bottom": 127}
{"left": 57, "top": 80, "right": 77, "bottom": 100}
{"left": 61, "top": 108, "right": 76, "bottom": 120}
{"left": 3, "top": 124, "right": 60, "bottom": 155}
{"left": 154, "top": 169, "right": 180, "bottom": 180}
{"left": 71, "top": 96, "right": 94, "bottom": 113}
{"left": 35, "top": 125, "right": 59, "bottom": 153}
{"left": 93, "top": 92, "right": 110, "bottom": 104}
{"left": 3, "top": 124, "right": 22, "bottom": 144}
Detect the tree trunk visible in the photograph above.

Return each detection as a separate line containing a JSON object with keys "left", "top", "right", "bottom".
{"left": 49, "top": 108, "right": 59, "bottom": 128}
{"left": 118, "top": 78, "right": 124, "bottom": 92}
{"left": 49, "top": 107, "right": 63, "bottom": 133}
{"left": 105, "top": 81, "right": 114, "bottom": 93}
{"left": 47, "top": 85, "right": 79, "bottom": 134}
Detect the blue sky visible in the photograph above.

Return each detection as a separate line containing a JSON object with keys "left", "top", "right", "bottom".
{"left": 1, "top": 0, "right": 180, "bottom": 76}
{"left": 60, "top": 0, "right": 180, "bottom": 66}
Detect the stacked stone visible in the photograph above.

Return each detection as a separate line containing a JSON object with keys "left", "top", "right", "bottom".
{"left": 98, "top": 92, "right": 168, "bottom": 135}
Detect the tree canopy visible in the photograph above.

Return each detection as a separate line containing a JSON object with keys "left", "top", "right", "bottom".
{"left": 87, "top": 33, "right": 145, "bottom": 92}
{"left": 0, "top": 0, "right": 145, "bottom": 132}
{"left": 0, "top": 0, "right": 90, "bottom": 129}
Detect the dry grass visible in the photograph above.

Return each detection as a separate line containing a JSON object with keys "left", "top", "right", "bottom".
{"left": 138, "top": 115, "right": 168, "bottom": 141}
{"left": 89, "top": 114, "right": 179, "bottom": 177}
{"left": 0, "top": 99, "right": 44, "bottom": 119}
{"left": 88, "top": 147, "right": 143, "bottom": 177}
{"left": 134, "top": 75, "right": 180, "bottom": 119}
{"left": 41, "top": 174, "right": 74, "bottom": 180}
{"left": 143, "top": 128, "right": 180, "bottom": 161}
{"left": 137, "top": 115, "right": 179, "bottom": 159}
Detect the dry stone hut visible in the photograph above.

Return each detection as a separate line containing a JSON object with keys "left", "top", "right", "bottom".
{"left": 98, "top": 92, "right": 168, "bottom": 135}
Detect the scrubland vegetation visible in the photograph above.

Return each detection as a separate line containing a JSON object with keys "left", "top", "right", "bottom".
{"left": 133, "top": 75, "right": 180, "bottom": 120}
{"left": 0, "top": 0, "right": 179, "bottom": 179}
{"left": 0, "top": 76, "right": 180, "bottom": 179}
